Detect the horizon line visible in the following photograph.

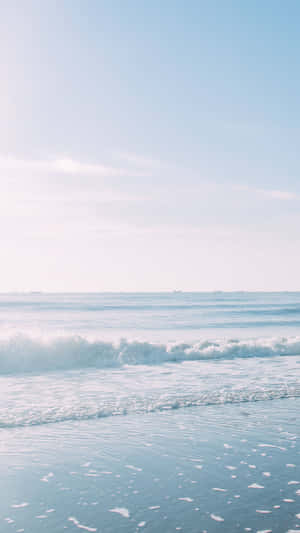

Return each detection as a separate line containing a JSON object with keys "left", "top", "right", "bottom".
{"left": 2, "top": 290, "right": 300, "bottom": 295}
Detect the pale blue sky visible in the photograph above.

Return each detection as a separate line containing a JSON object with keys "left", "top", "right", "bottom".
{"left": 1, "top": 1, "right": 300, "bottom": 291}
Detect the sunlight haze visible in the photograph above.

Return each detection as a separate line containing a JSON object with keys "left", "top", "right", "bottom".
{"left": 1, "top": 1, "right": 300, "bottom": 291}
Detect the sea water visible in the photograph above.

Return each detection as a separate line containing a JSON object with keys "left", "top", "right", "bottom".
{"left": 0, "top": 292, "right": 300, "bottom": 532}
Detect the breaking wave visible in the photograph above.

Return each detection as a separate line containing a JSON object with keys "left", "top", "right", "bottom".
{"left": 1, "top": 383, "right": 300, "bottom": 429}
{"left": 1, "top": 334, "right": 300, "bottom": 374}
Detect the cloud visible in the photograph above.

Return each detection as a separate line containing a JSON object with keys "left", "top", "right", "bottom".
{"left": 0, "top": 154, "right": 149, "bottom": 177}
{"left": 0, "top": 154, "right": 147, "bottom": 218}
{"left": 0, "top": 155, "right": 44, "bottom": 172}
{"left": 235, "top": 184, "right": 297, "bottom": 201}
{"left": 53, "top": 158, "right": 129, "bottom": 176}
{"left": 264, "top": 189, "right": 296, "bottom": 200}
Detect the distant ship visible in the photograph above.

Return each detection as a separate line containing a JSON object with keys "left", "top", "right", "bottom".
{"left": 28, "top": 291, "right": 43, "bottom": 295}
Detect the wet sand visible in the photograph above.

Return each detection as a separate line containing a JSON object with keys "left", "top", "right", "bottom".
{"left": 0, "top": 397, "right": 300, "bottom": 532}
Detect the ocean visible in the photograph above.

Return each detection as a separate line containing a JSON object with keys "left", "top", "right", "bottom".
{"left": 1, "top": 292, "right": 300, "bottom": 532}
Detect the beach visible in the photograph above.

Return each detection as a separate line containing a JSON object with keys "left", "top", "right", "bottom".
{"left": 1, "top": 399, "right": 300, "bottom": 532}
{"left": 0, "top": 292, "right": 300, "bottom": 532}
{"left": 3, "top": 1, "right": 300, "bottom": 529}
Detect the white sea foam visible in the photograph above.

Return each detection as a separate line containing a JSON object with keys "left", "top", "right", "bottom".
{"left": 125, "top": 464, "right": 142, "bottom": 472}
{"left": 68, "top": 517, "right": 97, "bottom": 531}
{"left": 0, "top": 317, "right": 300, "bottom": 429}
{"left": 210, "top": 513, "right": 224, "bottom": 522}
{"left": 1, "top": 334, "right": 300, "bottom": 374}
{"left": 109, "top": 508, "right": 130, "bottom": 518}
{"left": 1, "top": 345, "right": 300, "bottom": 428}
{"left": 11, "top": 503, "right": 29, "bottom": 508}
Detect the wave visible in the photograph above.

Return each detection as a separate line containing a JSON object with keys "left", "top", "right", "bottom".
{"left": 2, "top": 301, "right": 300, "bottom": 313}
{"left": 1, "top": 385, "right": 300, "bottom": 429}
{"left": 1, "top": 334, "right": 300, "bottom": 374}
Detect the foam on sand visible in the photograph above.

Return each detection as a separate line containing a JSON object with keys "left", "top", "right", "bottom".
{"left": 109, "top": 508, "right": 130, "bottom": 518}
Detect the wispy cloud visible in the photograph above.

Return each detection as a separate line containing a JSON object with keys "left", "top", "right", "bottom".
{"left": 235, "top": 184, "right": 297, "bottom": 201}
{"left": 54, "top": 158, "right": 128, "bottom": 176}
{"left": 0, "top": 154, "right": 147, "bottom": 217}
{"left": 0, "top": 154, "right": 149, "bottom": 177}
{"left": 262, "top": 189, "right": 296, "bottom": 200}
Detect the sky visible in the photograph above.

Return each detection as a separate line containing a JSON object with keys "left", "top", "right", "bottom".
{"left": 1, "top": 0, "right": 300, "bottom": 292}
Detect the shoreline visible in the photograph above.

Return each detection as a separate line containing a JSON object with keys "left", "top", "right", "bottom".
{"left": 0, "top": 398, "right": 299, "bottom": 532}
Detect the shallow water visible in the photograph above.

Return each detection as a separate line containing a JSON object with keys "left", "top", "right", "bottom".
{"left": 1, "top": 292, "right": 300, "bottom": 531}
{"left": 1, "top": 354, "right": 300, "bottom": 428}
{"left": 0, "top": 399, "right": 300, "bottom": 532}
